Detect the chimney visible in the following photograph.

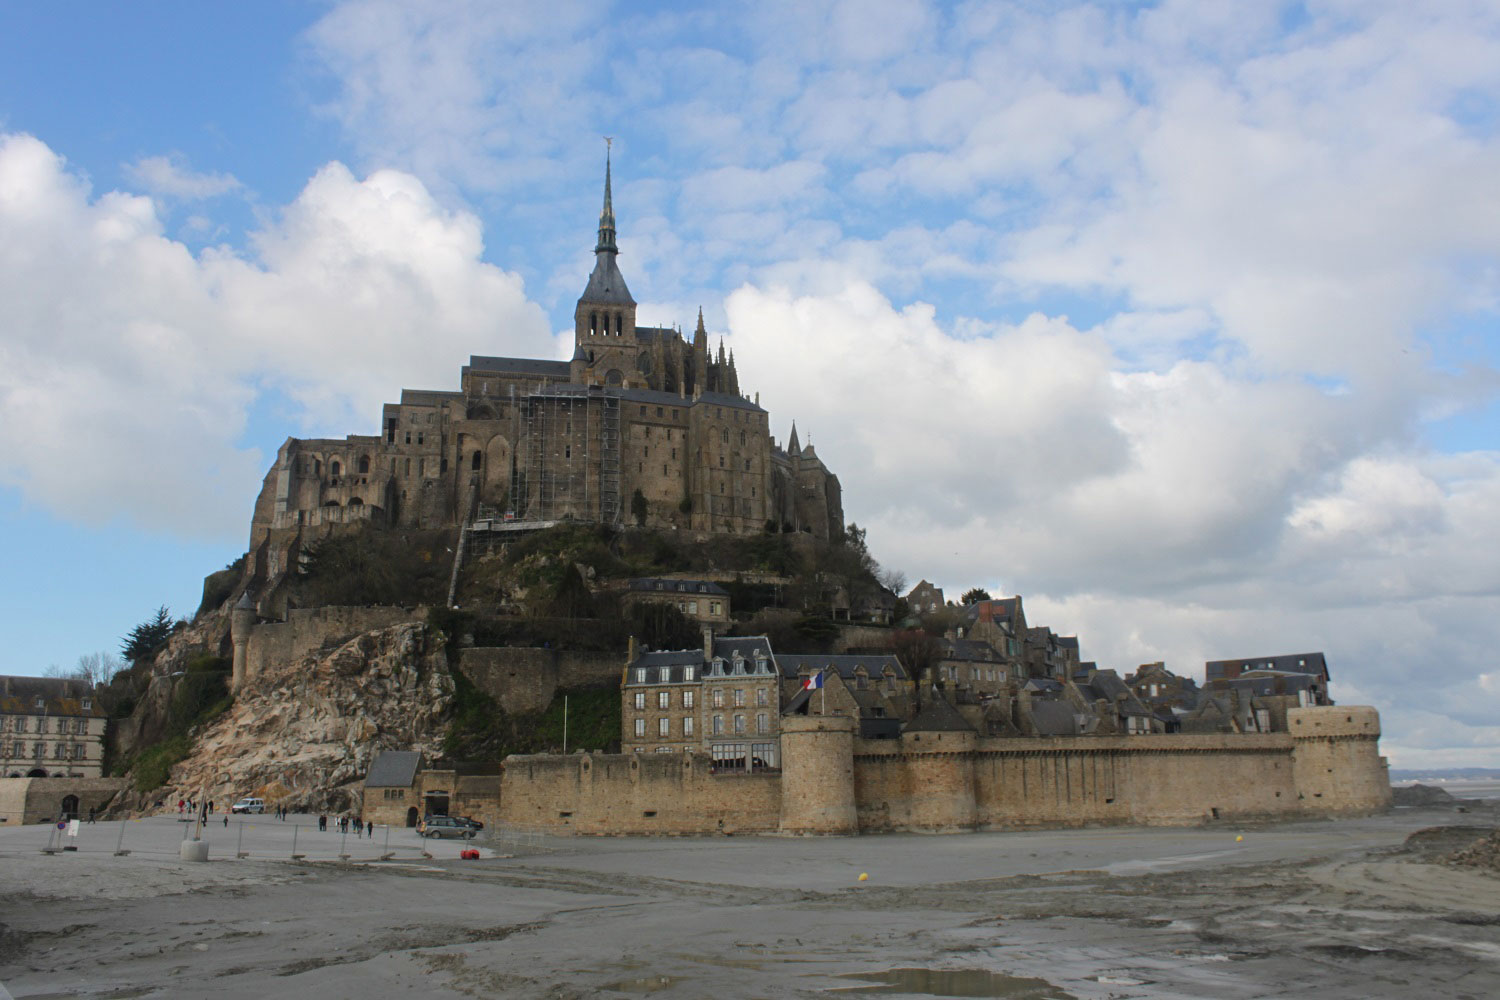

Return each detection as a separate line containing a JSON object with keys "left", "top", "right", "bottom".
{"left": 627, "top": 635, "right": 638, "bottom": 663}
{"left": 702, "top": 625, "right": 714, "bottom": 661}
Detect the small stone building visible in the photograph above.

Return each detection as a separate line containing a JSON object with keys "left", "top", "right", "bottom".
{"left": 623, "top": 577, "right": 730, "bottom": 624}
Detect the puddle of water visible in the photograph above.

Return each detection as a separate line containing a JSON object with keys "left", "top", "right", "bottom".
{"left": 829, "top": 968, "right": 1076, "bottom": 998}
{"left": 604, "top": 974, "right": 679, "bottom": 994}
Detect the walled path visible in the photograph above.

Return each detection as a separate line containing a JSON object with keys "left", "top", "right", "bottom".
{"left": 2, "top": 804, "right": 1497, "bottom": 998}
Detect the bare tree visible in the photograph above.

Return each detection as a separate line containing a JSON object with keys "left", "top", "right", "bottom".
{"left": 44, "top": 652, "right": 124, "bottom": 687}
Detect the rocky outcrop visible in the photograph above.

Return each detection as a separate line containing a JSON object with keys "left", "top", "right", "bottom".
{"left": 152, "top": 623, "right": 453, "bottom": 813}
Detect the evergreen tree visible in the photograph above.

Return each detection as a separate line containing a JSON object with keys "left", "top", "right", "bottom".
{"left": 121, "top": 605, "right": 174, "bottom": 664}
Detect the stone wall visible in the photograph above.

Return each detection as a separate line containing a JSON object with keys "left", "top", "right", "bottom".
{"left": 500, "top": 751, "right": 780, "bottom": 835}
{"left": 1288, "top": 706, "right": 1391, "bottom": 813}
{"left": 243, "top": 606, "right": 424, "bottom": 685}
{"left": 497, "top": 707, "right": 1391, "bottom": 836}
{"left": 457, "top": 647, "right": 622, "bottom": 715}
{"left": 0, "top": 777, "right": 129, "bottom": 825}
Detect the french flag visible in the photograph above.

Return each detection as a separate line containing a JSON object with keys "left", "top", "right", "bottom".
{"left": 802, "top": 671, "right": 824, "bottom": 691}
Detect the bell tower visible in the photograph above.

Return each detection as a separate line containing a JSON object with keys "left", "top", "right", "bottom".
{"left": 572, "top": 140, "right": 638, "bottom": 386}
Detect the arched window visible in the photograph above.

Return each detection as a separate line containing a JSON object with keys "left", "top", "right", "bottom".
{"left": 590, "top": 312, "right": 598, "bottom": 335}
{"left": 331, "top": 460, "right": 341, "bottom": 477}
{"left": 615, "top": 314, "right": 622, "bottom": 336}
{"left": 348, "top": 497, "right": 363, "bottom": 506}
{"left": 721, "top": 429, "right": 729, "bottom": 444}
{"left": 358, "top": 455, "right": 370, "bottom": 474}
{"left": 472, "top": 451, "right": 482, "bottom": 470}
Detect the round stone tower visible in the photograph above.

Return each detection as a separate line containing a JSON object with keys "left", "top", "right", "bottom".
{"left": 230, "top": 591, "right": 255, "bottom": 693}
{"left": 1288, "top": 706, "right": 1391, "bottom": 814}
{"left": 778, "top": 714, "right": 858, "bottom": 835}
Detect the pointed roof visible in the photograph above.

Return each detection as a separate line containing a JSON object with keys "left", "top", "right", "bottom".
{"left": 904, "top": 690, "right": 974, "bottom": 733}
{"left": 580, "top": 146, "right": 635, "bottom": 307}
{"left": 788, "top": 422, "right": 800, "bottom": 454}
{"left": 695, "top": 307, "right": 706, "bottom": 340}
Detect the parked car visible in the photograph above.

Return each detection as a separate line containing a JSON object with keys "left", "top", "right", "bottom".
{"left": 453, "top": 816, "right": 484, "bottom": 832}
{"left": 230, "top": 797, "right": 265, "bottom": 814}
{"left": 417, "top": 815, "right": 477, "bottom": 839}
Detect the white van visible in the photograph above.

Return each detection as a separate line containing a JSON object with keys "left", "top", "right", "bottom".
{"left": 231, "top": 797, "right": 265, "bottom": 814}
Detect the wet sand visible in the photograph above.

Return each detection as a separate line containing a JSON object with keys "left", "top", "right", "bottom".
{"left": 2, "top": 804, "right": 1498, "bottom": 999}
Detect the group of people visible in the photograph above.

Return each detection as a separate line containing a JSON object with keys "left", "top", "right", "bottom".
{"left": 316, "top": 813, "right": 374, "bottom": 837}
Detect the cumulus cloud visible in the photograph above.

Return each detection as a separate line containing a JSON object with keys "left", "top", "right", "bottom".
{"left": 0, "top": 133, "right": 552, "bottom": 538}
{"left": 724, "top": 278, "right": 1500, "bottom": 764}
{"left": 124, "top": 154, "right": 241, "bottom": 200}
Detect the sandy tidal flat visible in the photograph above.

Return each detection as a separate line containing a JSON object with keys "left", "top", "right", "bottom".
{"left": 2, "top": 806, "right": 1498, "bottom": 999}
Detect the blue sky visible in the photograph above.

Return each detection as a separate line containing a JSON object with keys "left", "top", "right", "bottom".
{"left": 2, "top": 0, "right": 1498, "bottom": 767}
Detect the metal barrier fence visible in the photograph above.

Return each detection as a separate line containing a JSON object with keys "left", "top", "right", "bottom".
{"left": 9, "top": 815, "right": 493, "bottom": 863}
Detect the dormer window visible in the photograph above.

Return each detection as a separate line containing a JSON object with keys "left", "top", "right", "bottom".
{"left": 81, "top": 698, "right": 92, "bottom": 711}
{"left": 35, "top": 697, "right": 45, "bottom": 709}
{"left": 636, "top": 668, "right": 647, "bottom": 683}
{"left": 684, "top": 666, "right": 695, "bottom": 682}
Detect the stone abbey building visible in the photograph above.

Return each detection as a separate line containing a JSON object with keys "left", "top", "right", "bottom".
{"left": 248, "top": 154, "right": 842, "bottom": 555}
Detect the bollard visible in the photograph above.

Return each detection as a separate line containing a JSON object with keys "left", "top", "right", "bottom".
{"left": 114, "top": 819, "right": 131, "bottom": 857}
{"left": 381, "top": 823, "right": 392, "bottom": 861}
{"left": 236, "top": 822, "right": 247, "bottom": 859}
{"left": 291, "top": 825, "right": 304, "bottom": 861}
{"left": 339, "top": 828, "right": 350, "bottom": 861}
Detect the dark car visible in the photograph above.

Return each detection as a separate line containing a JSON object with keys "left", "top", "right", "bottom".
{"left": 417, "top": 816, "right": 476, "bottom": 839}
{"left": 454, "top": 816, "right": 484, "bottom": 832}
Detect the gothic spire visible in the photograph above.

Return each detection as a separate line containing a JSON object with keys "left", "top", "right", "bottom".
{"left": 788, "top": 421, "right": 801, "bottom": 455}
{"left": 596, "top": 139, "right": 617, "bottom": 255}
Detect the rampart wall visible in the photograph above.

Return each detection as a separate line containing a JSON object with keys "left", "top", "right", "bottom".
{"left": 496, "top": 707, "right": 1390, "bottom": 836}
{"left": 500, "top": 752, "right": 780, "bottom": 835}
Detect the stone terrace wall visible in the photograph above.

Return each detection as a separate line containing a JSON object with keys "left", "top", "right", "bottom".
{"left": 457, "top": 648, "right": 621, "bottom": 715}
{"left": 500, "top": 752, "right": 780, "bottom": 835}
{"left": 245, "top": 606, "right": 423, "bottom": 683}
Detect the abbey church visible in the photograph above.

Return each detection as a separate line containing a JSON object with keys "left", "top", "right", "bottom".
{"left": 248, "top": 155, "right": 843, "bottom": 556}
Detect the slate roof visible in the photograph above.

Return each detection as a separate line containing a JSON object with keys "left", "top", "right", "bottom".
{"left": 713, "top": 636, "right": 776, "bottom": 662}
{"left": 1056, "top": 636, "right": 1079, "bottom": 651}
{"left": 628, "top": 578, "right": 729, "bottom": 596}
{"left": 464, "top": 356, "right": 573, "bottom": 378}
{"left": 937, "top": 638, "right": 1003, "bottom": 662}
{"left": 618, "top": 387, "right": 765, "bottom": 413}
{"left": 0, "top": 676, "right": 104, "bottom": 718}
{"left": 1205, "top": 652, "right": 1329, "bottom": 681}
{"left": 365, "top": 751, "right": 423, "bottom": 788}
{"left": 580, "top": 251, "right": 635, "bottom": 305}
{"left": 1029, "top": 699, "right": 1081, "bottom": 736}
{"left": 905, "top": 691, "right": 975, "bottom": 733}
{"left": 774, "top": 653, "right": 907, "bottom": 682}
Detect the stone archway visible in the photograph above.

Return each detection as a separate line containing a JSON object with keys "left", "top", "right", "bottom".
{"left": 26, "top": 767, "right": 47, "bottom": 778}
{"left": 60, "top": 794, "right": 80, "bottom": 820}
{"left": 405, "top": 806, "right": 419, "bottom": 828}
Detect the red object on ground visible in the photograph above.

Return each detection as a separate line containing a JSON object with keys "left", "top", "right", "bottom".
{"left": 460, "top": 848, "right": 480, "bottom": 860}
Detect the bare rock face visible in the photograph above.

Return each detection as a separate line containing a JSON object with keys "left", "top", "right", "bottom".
{"left": 155, "top": 623, "right": 453, "bottom": 813}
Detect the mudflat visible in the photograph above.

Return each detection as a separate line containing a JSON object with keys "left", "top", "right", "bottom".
{"left": 2, "top": 804, "right": 1498, "bottom": 999}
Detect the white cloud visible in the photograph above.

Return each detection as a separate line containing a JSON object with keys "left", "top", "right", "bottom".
{"left": 0, "top": 133, "right": 552, "bottom": 538}
{"left": 724, "top": 277, "right": 1500, "bottom": 765}
{"left": 124, "top": 154, "right": 241, "bottom": 200}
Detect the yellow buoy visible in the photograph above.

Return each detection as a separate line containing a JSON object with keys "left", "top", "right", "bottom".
{"left": 1235, "top": 835, "right": 1244, "bottom": 842}
{"left": 858, "top": 872, "right": 869, "bottom": 881}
